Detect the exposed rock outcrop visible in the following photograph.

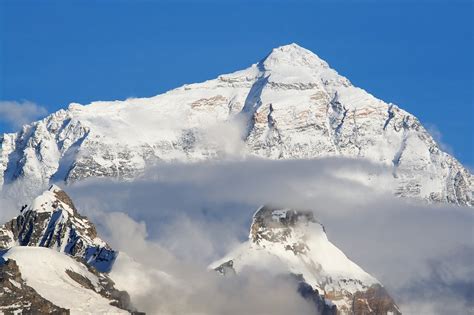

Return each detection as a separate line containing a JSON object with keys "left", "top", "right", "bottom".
{"left": 0, "top": 185, "right": 116, "bottom": 272}
{"left": 212, "top": 205, "right": 401, "bottom": 315}
{"left": 0, "top": 257, "right": 69, "bottom": 314}
{"left": 0, "top": 186, "right": 143, "bottom": 314}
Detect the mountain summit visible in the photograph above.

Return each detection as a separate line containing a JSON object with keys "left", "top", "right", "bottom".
{"left": 0, "top": 186, "right": 138, "bottom": 314}
{"left": 0, "top": 44, "right": 472, "bottom": 205}
{"left": 0, "top": 184, "right": 117, "bottom": 272}
{"left": 261, "top": 43, "right": 330, "bottom": 69}
{"left": 211, "top": 205, "right": 401, "bottom": 314}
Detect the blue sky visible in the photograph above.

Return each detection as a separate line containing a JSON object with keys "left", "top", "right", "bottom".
{"left": 0, "top": 0, "right": 472, "bottom": 166}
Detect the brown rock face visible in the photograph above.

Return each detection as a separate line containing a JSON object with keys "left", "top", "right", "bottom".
{"left": 0, "top": 258, "right": 70, "bottom": 314}
{"left": 53, "top": 189, "right": 78, "bottom": 214}
{"left": 352, "top": 284, "right": 401, "bottom": 315}
{"left": 293, "top": 274, "right": 338, "bottom": 315}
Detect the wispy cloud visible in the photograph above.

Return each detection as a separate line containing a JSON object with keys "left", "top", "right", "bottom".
{"left": 425, "top": 122, "right": 454, "bottom": 155}
{"left": 0, "top": 100, "right": 48, "bottom": 130}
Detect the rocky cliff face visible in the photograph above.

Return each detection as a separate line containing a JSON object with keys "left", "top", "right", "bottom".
{"left": 0, "top": 184, "right": 116, "bottom": 272}
{"left": 0, "top": 44, "right": 471, "bottom": 206}
{"left": 211, "top": 205, "right": 401, "bottom": 315}
{"left": 0, "top": 186, "right": 140, "bottom": 314}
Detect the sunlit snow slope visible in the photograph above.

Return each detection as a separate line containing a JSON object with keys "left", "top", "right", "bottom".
{"left": 0, "top": 44, "right": 471, "bottom": 205}
{"left": 2, "top": 247, "right": 128, "bottom": 314}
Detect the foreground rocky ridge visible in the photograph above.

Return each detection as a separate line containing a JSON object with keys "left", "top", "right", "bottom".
{"left": 0, "top": 186, "right": 140, "bottom": 314}
{"left": 0, "top": 257, "right": 69, "bottom": 314}
{"left": 0, "top": 44, "right": 471, "bottom": 206}
{"left": 212, "top": 206, "right": 401, "bottom": 315}
{"left": 0, "top": 184, "right": 116, "bottom": 272}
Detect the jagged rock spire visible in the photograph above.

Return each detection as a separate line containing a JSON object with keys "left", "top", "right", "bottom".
{"left": 0, "top": 185, "right": 116, "bottom": 272}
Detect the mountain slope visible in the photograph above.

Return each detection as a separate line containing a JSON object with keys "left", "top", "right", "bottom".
{"left": 0, "top": 184, "right": 116, "bottom": 272}
{"left": 0, "top": 186, "right": 138, "bottom": 314}
{"left": 211, "top": 205, "right": 401, "bottom": 315}
{"left": 0, "top": 256, "right": 69, "bottom": 314}
{"left": 1, "top": 247, "right": 129, "bottom": 314}
{"left": 0, "top": 43, "right": 471, "bottom": 205}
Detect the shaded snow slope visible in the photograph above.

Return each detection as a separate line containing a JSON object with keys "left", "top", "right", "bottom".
{"left": 0, "top": 44, "right": 471, "bottom": 205}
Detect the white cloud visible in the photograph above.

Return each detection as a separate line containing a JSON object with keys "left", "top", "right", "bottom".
{"left": 0, "top": 195, "right": 18, "bottom": 224}
{"left": 93, "top": 211, "right": 316, "bottom": 315}
{"left": 2, "top": 158, "right": 472, "bottom": 314}
{"left": 0, "top": 100, "right": 48, "bottom": 129}
{"left": 199, "top": 117, "right": 248, "bottom": 158}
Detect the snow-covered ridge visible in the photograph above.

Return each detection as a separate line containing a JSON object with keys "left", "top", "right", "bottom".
{"left": 1, "top": 247, "right": 128, "bottom": 314}
{"left": 0, "top": 186, "right": 140, "bottom": 314}
{"left": 0, "top": 43, "right": 472, "bottom": 205}
{"left": 211, "top": 205, "right": 401, "bottom": 314}
{"left": 0, "top": 185, "right": 116, "bottom": 272}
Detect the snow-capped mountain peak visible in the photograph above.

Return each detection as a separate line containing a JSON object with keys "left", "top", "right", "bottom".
{"left": 27, "top": 184, "right": 76, "bottom": 215}
{"left": 0, "top": 187, "right": 139, "bottom": 314}
{"left": 212, "top": 205, "right": 400, "bottom": 314}
{"left": 0, "top": 44, "right": 471, "bottom": 205}
{"left": 249, "top": 206, "right": 378, "bottom": 285}
{"left": 261, "top": 43, "right": 330, "bottom": 70}
{"left": 0, "top": 185, "right": 116, "bottom": 272}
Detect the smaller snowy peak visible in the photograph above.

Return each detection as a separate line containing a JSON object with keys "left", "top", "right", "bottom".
{"left": 262, "top": 43, "right": 329, "bottom": 69}
{"left": 212, "top": 205, "right": 400, "bottom": 315}
{"left": 27, "top": 184, "right": 77, "bottom": 215}
{"left": 250, "top": 205, "right": 324, "bottom": 247}
{"left": 0, "top": 190, "right": 142, "bottom": 314}
{"left": 0, "top": 187, "right": 116, "bottom": 273}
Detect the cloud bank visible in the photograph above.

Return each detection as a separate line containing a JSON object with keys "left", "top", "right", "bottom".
{"left": 2, "top": 158, "right": 472, "bottom": 314}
